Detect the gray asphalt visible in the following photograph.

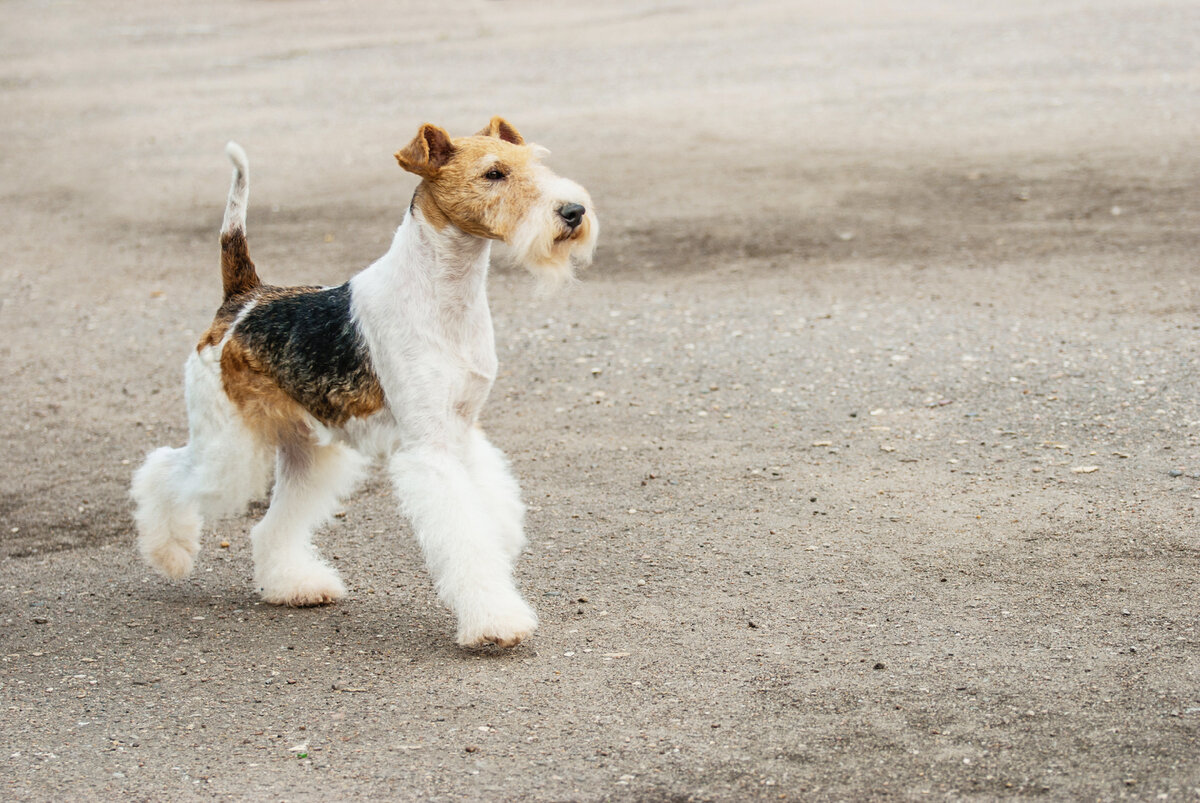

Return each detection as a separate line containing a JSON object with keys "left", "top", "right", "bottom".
{"left": 2, "top": 1, "right": 1199, "bottom": 800}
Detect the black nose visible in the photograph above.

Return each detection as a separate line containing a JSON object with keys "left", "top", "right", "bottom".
{"left": 558, "top": 203, "right": 585, "bottom": 229}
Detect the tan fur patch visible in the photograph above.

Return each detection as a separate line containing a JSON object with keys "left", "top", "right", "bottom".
{"left": 415, "top": 136, "right": 543, "bottom": 240}
{"left": 219, "top": 337, "right": 316, "bottom": 448}
{"left": 197, "top": 303, "right": 241, "bottom": 351}
{"left": 220, "top": 230, "right": 261, "bottom": 300}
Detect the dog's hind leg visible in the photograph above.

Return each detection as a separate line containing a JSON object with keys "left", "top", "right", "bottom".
{"left": 250, "top": 440, "right": 365, "bottom": 606}
{"left": 131, "top": 444, "right": 206, "bottom": 579}
{"left": 131, "top": 350, "right": 272, "bottom": 579}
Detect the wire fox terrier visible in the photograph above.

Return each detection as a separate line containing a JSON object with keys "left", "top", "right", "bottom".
{"left": 131, "top": 118, "right": 597, "bottom": 649}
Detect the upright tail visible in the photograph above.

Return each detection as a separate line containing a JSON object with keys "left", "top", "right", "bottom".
{"left": 219, "top": 142, "right": 261, "bottom": 300}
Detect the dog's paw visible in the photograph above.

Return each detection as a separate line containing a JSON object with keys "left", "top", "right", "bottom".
{"left": 456, "top": 598, "right": 538, "bottom": 650}
{"left": 258, "top": 563, "right": 346, "bottom": 607}
{"left": 144, "top": 541, "right": 197, "bottom": 580}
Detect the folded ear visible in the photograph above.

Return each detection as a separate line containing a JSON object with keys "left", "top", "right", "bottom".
{"left": 394, "top": 123, "right": 455, "bottom": 178}
{"left": 475, "top": 116, "right": 524, "bottom": 145}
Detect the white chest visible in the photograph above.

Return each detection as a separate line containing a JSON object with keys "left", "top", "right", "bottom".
{"left": 348, "top": 211, "right": 505, "bottom": 443}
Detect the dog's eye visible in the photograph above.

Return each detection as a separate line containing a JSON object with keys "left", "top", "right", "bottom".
{"left": 484, "top": 168, "right": 506, "bottom": 181}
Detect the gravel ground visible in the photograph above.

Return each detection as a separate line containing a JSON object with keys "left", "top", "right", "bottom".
{"left": 1, "top": 1, "right": 1198, "bottom": 800}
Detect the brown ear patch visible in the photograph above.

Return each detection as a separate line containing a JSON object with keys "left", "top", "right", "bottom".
{"left": 395, "top": 123, "right": 456, "bottom": 178}
{"left": 475, "top": 116, "right": 524, "bottom": 145}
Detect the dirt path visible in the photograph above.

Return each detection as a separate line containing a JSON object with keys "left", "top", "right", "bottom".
{"left": 2, "top": 1, "right": 1198, "bottom": 799}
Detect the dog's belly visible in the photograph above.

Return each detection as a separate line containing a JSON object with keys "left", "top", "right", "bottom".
{"left": 336, "top": 408, "right": 402, "bottom": 458}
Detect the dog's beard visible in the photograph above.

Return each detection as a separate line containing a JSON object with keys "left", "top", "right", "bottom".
{"left": 506, "top": 206, "right": 598, "bottom": 292}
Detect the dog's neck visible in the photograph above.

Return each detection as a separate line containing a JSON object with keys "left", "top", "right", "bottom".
{"left": 384, "top": 207, "right": 493, "bottom": 315}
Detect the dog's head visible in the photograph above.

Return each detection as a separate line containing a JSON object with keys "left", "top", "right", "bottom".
{"left": 396, "top": 117, "right": 598, "bottom": 286}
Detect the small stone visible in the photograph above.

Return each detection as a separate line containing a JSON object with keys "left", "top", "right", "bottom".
{"left": 1071, "top": 465, "right": 1099, "bottom": 474}
{"left": 465, "top": 745, "right": 478, "bottom": 753}
{"left": 1168, "top": 469, "right": 1184, "bottom": 477}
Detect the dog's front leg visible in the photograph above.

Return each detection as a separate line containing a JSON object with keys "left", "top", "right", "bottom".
{"left": 390, "top": 445, "right": 538, "bottom": 649}
{"left": 465, "top": 427, "right": 527, "bottom": 561}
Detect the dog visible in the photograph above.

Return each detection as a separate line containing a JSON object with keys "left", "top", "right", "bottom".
{"left": 130, "top": 118, "right": 597, "bottom": 648}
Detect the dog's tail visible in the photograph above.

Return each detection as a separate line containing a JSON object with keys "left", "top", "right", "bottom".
{"left": 219, "top": 142, "right": 261, "bottom": 300}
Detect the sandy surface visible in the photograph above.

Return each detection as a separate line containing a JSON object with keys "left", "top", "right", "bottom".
{"left": 2, "top": 0, "right": 1199, "bottom": 799}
